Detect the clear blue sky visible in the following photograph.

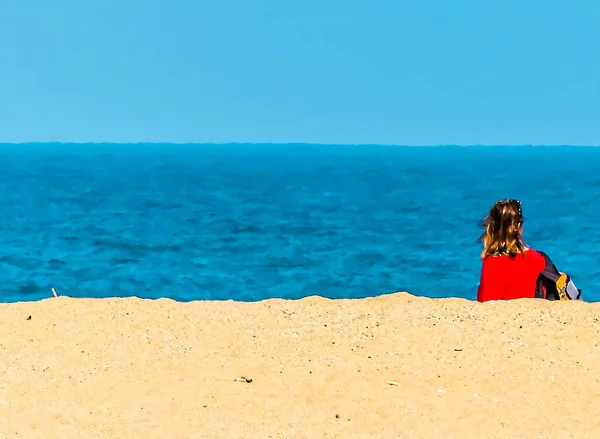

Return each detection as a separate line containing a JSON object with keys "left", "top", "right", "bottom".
{"left": 1, "top": 0, "right": 598, "bottom": 145}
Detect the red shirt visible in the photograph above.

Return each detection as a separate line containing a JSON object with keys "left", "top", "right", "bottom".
{"left": 477, "top": 249, "right": 546, "bottom": 302}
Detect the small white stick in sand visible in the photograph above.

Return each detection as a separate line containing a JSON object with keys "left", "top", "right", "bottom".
{"left": 387, "top": 381, "right": 400, "bottom": 386}
{"left": 51, "top": 288, "right": 58, "bottom": 298}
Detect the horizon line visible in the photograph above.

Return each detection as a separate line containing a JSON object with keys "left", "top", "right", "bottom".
{"left": 1, "top": 142, "right": 599, "bottom": 148}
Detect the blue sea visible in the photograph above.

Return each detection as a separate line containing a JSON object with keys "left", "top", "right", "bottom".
{"left": 1, "top": 143, "right": 599, "bottom": 303}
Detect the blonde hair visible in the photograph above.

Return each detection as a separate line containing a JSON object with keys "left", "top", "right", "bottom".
{"left": 479, "top": 199, "right": 526, "bottom": 260}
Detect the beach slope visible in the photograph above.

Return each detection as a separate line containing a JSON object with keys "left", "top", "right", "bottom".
{"left": 0, "top": 293, "right": 598, "bottom": 438}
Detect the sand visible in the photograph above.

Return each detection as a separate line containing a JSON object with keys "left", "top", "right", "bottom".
{"left": 0, "top": 293, "right": 599, "bottom": 438}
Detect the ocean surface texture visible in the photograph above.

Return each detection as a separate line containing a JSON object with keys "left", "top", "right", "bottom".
{"left": 1, "top": 144, "right": 598, "bottom": 303}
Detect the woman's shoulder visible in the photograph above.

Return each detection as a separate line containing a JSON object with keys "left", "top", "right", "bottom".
{"left": 524, "top": 248, "right": 544, "bottom": 258}
{"left": 523, "top": 248, "right": 548, "bottom": 269}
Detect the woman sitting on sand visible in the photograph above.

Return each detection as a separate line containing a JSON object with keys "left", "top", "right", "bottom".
{"left": 476, "top": 199, "right": 546, "bottom": 302}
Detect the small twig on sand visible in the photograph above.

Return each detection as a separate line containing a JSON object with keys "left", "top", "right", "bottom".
{"left": 51, "top": 288, "right": 58, "bottom": 298}
{"left": 234, "top": 376, "right": 253, "bottom": 383}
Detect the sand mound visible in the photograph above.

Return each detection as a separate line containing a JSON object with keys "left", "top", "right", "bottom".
{"left": 0, "top": 293, "right": 598, "bottom": 438}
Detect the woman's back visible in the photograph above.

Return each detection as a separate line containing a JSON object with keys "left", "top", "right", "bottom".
{"left": 476, "top": 199, "right": 547, "bottom": 302}
{"left": 477, "top": 249, "right": 545, "bottom": 302}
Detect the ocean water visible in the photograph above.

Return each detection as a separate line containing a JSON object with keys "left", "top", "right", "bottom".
{"left": 1, "top": 143, "right": 599, "bottom": 303}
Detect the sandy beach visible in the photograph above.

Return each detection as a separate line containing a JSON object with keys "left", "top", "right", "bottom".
{"left": 0, "top": 293, "right": 598, "bottom": 438}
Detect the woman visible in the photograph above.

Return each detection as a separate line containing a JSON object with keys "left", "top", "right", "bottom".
{"left": 476, "top": 199, "right": 546, "bottom": 302}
